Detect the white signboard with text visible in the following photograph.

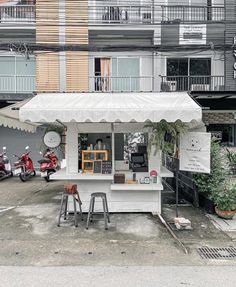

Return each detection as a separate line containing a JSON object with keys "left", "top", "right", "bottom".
{"left": 180, "top": 132, "right": 211, "bottom": 174}
{"left": 179, "top": 24, "right": 206, "bottom": 45}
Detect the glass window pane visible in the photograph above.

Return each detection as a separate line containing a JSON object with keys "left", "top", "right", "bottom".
{"left": 167, "top": 58, "right": 188, "bottom": 76}
{"left": 112, "top": 58, "right": 139, "bottom": 91}
{"left": 190, "top": 58, "right": 211, "bottom": 75}
{"left": 16, "top": 57, "right": 36, "bottom": 75}
{"left": 0, "top": 57, "right": 15, "bottom": 75}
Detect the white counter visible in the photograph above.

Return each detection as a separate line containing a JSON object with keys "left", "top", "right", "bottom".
{"left": 110, "top": 183, "right": 163, "bottom": 191}
{"left": 50, "top": 168, "right": 113, "bottom": 181}
{"left": 51, "top": 167, "right": 171, "bottom": 214}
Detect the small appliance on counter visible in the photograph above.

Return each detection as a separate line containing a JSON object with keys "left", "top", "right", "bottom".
{"left": 114, "top": 173, "right": 125, "bottom": 184}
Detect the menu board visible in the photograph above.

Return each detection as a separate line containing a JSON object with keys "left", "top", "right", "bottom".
{"left": 102, "top": 161, "right": 112, "bottom": 174}
{"left": 94, "top": 161, "right": 102, "bottom": 173}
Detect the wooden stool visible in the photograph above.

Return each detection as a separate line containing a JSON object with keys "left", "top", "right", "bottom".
{"left": 57, "top": 184, "right": 83, "bottom": 227}
{"left": 86, "top": 192, "right": 110, "bottom": 230}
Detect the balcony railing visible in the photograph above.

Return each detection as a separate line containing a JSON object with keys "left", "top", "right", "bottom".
{"left": 90, "top": 76, "right": 153, "bottom": 92}
{"left": 0, "top": 5, "right": 35, "bottom": 23}
{"left": 161, "top": 5, "right": 225, "bottom": 22}
{"left": 160, "top": 76, "right": 225, "bottom": 92}
{"left": 0, "top": 75, "right": 35, "bottom": 93}
{"left": 90, "top": 5, "right": 153, "bottom": 24}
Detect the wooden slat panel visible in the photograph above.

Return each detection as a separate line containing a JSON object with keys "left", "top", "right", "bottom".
{"left": 65, "top": 1, "right": 89, "bottom": 91}
{"left": 65, "top": 0, "right": 88, "bottom": 44}
{"left": 36, "top": 53, "right": 60, "bottom": 92}
{"left": 66, "top": 51, "right": 89, "bottom": 92}
{"left": 36, "top": 1, "right": 60, "bottom": 92}
{"left": 36, "top": 0, "right": 59, "bottom": 44}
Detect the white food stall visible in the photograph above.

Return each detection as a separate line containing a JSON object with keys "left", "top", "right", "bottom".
{"left": 19, "top": 92, "right": 202, "bottom": 214}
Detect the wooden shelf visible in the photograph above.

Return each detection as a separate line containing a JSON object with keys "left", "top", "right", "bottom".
{"left": 81, "top": 150, "right": 109, "bottom": 173}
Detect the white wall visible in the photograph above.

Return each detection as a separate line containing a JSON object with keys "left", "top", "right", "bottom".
{"left": 0, "top": 126, "right": 45, "bottom": 168}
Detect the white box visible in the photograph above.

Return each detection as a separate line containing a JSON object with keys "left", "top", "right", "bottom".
{"left": 115, "top": 160, "right": 130, "bottom": 171}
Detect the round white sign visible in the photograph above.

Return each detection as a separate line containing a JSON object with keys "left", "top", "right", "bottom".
{"left": 43, "top": 131, "right": 61, "bottom": 148}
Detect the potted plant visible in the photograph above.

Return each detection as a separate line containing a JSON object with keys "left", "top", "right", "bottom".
{"left": 213, "top": 184, "right": 236, "bottom": 219}
{"left": 194, "top": 140, "right": 226, "bottom": 213}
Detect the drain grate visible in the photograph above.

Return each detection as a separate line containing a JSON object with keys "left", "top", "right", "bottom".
{"left": 197, "top": 247, "right": 236, "bottom": 260}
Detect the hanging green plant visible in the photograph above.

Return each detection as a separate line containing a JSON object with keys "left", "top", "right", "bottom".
{"left": 144, "top": 120, "right": 188, "bottom": 156}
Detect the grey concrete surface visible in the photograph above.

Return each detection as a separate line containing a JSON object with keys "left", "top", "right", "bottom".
{"left": 0, "top": 177, "right": 235, "bottom": 267}
{"left": 0, "top": 266, "right": 236, "bottom": 287}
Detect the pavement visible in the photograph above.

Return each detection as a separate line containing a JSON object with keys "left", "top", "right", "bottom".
{"left": 0, "top": 176, "right": 235, "bottom": 267}
{"left": 0, "top": 266, "right": 236, "bottom": 287}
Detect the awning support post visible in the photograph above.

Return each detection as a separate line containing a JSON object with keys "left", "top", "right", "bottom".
{"left": 111, "top": 123, "right": 115, "bottom": 176}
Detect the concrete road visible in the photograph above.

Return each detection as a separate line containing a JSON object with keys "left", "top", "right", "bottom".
{"left": 0, "top": 177, "right": 235, "bottom": 268}
{"left": 0, "top": 266, "right": 236, "bottom": 287}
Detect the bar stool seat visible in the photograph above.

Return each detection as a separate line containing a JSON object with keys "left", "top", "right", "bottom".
{"left": 86, "top": 192, "right": 110, "bottom": 230}
{"left": 58, "top": 184, "right": 83, "bottom": 227}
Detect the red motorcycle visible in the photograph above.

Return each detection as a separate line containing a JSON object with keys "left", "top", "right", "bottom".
{"left": 14, "top": 146, "right": 36, "bottom": 182}
{"left": 38, "top": 148, "right": 59, "bottom": 182}
{"left": 0, "top": 147, "right": 13, "bottom": 180}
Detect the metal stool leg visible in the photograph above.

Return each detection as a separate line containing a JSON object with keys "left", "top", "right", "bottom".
{"left": 73, "top": 196, "right": 78, "bottom": 227}
{"left": 78, "top": 202, "right": 83, "bottom": 221}
{"left": 90, "top": 196, "right": 95, "bottom": 221}
{"left": 64, "top": 195, "right": 68, "bottom": 220}
{"left": 102, "top": 197, "right": 108, "bottom": 230}
{"left": 86, "top": 197, "right": 93, "bottom": 229}
{"left": 57, "top": 193, "right": 65, "bottom": 227}
{"left": 104, "top": 194, "right": 110, "bottom": 223}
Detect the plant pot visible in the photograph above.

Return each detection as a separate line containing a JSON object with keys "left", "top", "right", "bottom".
{"left": 215, "top": 207, "right": 236, "bottom": 220}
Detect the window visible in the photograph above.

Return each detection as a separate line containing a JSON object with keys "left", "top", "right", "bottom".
{"left": 166, "top": 58, "right": 211, "bottom": 91}
{"left": 207, "top": 124, "right": 235, "bottom": 147}
{"left": 94, "top": 57, "right": 140, "bottom": 91}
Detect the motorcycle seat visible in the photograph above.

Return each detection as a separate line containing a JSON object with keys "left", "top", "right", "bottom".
{"left": 38, "top": 159, "right": 51, "bottom": 164}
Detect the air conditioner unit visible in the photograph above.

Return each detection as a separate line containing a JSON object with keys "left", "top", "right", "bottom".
{"left": 191, "top": 84, "right": 210, "bottom": 91}
{"left": 166, "top": 81, "right": 177, "bottom": 91}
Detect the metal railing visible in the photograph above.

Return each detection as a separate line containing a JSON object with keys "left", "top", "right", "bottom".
{"left": 161, "top": 5, "right": 225, "bottom": 22}
{"left": 0, "top": 75, "right": 35, "bottom": 93}
{"left": 90, "top": 5, "right": 153, "bottom": 24}
{"left": 90, "top": 76, "right": 153, "bottom": 92}
{"left": 160, "top": 76, "right": 225, "bottom": 92}
{"left": 0, "top": 5, "right": 35, "bottom": 23}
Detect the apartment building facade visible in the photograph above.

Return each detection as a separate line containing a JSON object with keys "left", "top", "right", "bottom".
{"left": 0, "top": 0, "right": 235, "bottom": 145}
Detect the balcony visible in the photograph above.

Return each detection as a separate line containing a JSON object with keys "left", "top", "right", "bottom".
{"left": 90, "top": 76, "right": 153, "bottom": 92}
{"left": 0, "top": 5, "right": 35, "bottom": 24}
{"left": 161, "top": 5, "right": 225, "bottom": 23}
{"left": 0, "top": 75, "right": 35, "bottom": 93}
{"left": 160, "top": 76, "right": 225, "bottom": 92}
{"left": 90, "top": 5, "right": 153, "bottom": 25}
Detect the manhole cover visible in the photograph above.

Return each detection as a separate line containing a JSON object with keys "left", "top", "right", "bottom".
{"left": 197, "top": 247, "right": 236, "bottom": 260}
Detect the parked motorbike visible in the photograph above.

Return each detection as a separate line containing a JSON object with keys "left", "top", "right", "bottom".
{"left": 14, "top": 146, "right": 36, "bottom": 182}
{"left": 0, "top": 147, "right": 13, "bottom": 180}
{"left": 38, "top": 148, "right": 59, "bottom": 182}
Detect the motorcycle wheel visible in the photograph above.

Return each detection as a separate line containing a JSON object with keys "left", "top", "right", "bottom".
{"left": 44, "top": 174, "right": 50, "bottom": 182}
{"left": 10, "top": 171, "right": 13, "bottom": 177}
{"left": 19, "top": 173, "right": 27, "bottom": 182}
{"left": 33, "top": 171, "right": 36, "bottom": 176}
{"left": 44, "top": 170, "right": 53, "bottom": 182}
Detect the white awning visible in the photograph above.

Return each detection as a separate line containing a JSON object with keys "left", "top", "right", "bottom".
{"left": 19, "top": 92, "right": 202, "bottom": 123}
{"left": 0, "top": 100, "right": 39, "bottom": 133}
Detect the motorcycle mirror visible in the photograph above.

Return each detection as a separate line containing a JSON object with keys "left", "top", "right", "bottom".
{"left": 25, "top": 146, "right": 29, "bottom": 150}
{"left": 2, "top": 147, "right": 6, "bottom": 151}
